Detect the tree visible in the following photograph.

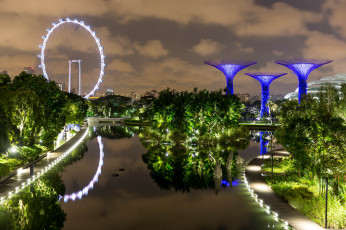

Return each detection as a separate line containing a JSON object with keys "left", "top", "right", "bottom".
{"left": 0, "top": 73, "right": 11, "bottom": 86}
{"left": 64, "top": 92, "right": 88, "bottom": 125}
{"left": 11, "top": 72, "right": 67, "bottom": 147}
{"left": 277, "top": 94, "right": 345, "bottom": 194}
{"left": 10, "top": 90, "right": 41, "bottom": 141}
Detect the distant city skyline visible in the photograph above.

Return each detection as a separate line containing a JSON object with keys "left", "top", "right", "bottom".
{"left": 1, "top": 0, "right": 346, "bottom": 96}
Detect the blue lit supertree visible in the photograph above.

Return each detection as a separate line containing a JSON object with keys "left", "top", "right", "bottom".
{"left": 245, "top": 72, "right": 287, "bottom": 117}
{"left": 260, "top": 131, "right": 269, "bottom": 155}
{"left": 275, "top": 59, "right": 332, "bottom": 103}
{"left": 204, "top": 60, "right": 257, "bottom": 94}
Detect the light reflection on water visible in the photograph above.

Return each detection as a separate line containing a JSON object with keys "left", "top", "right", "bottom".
{"left": 58, "top": 127, "right": 285, "bottom": 230}
{"left": 0, "top": 126, "right": 285, "bottom": 229}
{"left": 60, "top": 136, "right": 105, "bottom": 203}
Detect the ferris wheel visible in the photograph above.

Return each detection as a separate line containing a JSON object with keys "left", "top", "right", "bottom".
{"left": 38, "top": 18, "right": 105, "bottom": 98}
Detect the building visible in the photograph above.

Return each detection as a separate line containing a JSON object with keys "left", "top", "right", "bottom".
{"left": 271, "top": 94, "right": 284, "bottom": 102}
{"left": 143, "top": 89, "right": 159, "bottom": 98}
{"left": 1, "top": 70, "right": 8, "bottom": 75}
{"left": 57, "top": 82, "right": 65, "bottom": 91}
{"left": 23, "top": 66, "right": 35, "bottom": 74}
{"left": 131, "top": 92, "right": 139, "bottom": 100}
{"left": 284, "top": 73, "right": 346, "bottom": 100}
{"left": 105, "top": 89, "right": 114, "bottom": 96}
{"left": 236, "top": 93, "right": 250, "bottom": 102}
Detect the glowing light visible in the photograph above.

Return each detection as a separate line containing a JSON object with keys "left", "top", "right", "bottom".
{"left": 275, "top": 59, "right": 332, "bottom": 103}
{"left": 205, "top": 60, "right": 257, "bottom": 94}
{"left": 39, "top": 18, "right": 105, "bottom": 99}
{"left": 10, "top": 146, "right": 18, "bottom": 153}
{"left": 246, "top": 165, "right": 261, "bottom": 172}
{"left": 245, "top": 72, "right": 287, "bottom": 117}
{"left": 0, "top": 128, "right": 89, "bottom": 204}
{"left": 61, "top": 135, "right": 104, "bottom": 203}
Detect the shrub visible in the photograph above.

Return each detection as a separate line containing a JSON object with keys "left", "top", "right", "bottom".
{"left": 0, "top": 163, "right": 10, "bottom": 178}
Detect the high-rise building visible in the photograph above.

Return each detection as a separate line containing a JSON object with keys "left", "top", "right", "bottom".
{"left": 105, "top": 89, "right": 114, "bottom": 96}
{"left": 23, "top": 66, "right": 35, "bottom": 74}
{"left": 236, "top": 93, "right": 250, "bottom": 102}
{"left": 57, "top": 82, "right": 66, "bottom": 91}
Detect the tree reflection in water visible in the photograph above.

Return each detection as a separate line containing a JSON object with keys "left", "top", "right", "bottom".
{"left": 0, "top": 130, "right": 92, "bottom": 229}
{"left": 140, "top": 126, "right": 249, "bottom": 193}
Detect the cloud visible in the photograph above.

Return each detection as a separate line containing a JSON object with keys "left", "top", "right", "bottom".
{"left": 97, "top": 27, "right": 134, "bottom": 56}
{"left": 0, "top": 54, "right": 37, "bottom": 76}
{"left": 324, "top": 0, "right": 346, "bottom": 38}
{"left": 109, "top": 0, "right": 248, "bottom": 26}
{"left": 133, "top": 40, "right": 169, "bottom": 58}
{"left": 107, "top": 59, "right": 135, "bottom": 73}
{"left": 0, "top": 0, "right": 108, "bottom": 17}
{"left": 109, "top": 0, "right": 322, "bottom": 38}
{"left": 235, "top": 43, "right": 253, "bottom": 54}
{"left": 234, "top": 2, "right": 322, "bottom": 37}
{"left": 191, "top": 39, "right": 224, "bottom": 56}
{"left": 301, "top": 31, "right": 346, "bottom": 78}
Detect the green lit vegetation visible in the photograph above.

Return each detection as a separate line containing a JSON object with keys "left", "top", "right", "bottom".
{"left": 0, "top": 135, "right": 90, "bottom": 229}
{"left": 140, "top": 125, "right": 249, "bottom": 193}
{"left": 0, "top": 72, "right": 88, "bottom": 178}
{"left": 88, "top": 95, "right": 135, "bottom": 118}
{"left": 139, "top": 88, "right": 249, "bottom": 192}
{"left": 271, "top": 83, "right": 346, "bottom": 228}
{"left": 142, "top": 88, "right": 244, "bottom": 139}
{"left": 263, "top": 157, "right": 346, "bottom": 229}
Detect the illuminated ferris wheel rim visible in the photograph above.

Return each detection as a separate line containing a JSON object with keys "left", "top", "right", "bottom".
{"left": 38, "top": 17, "right": 105, "bottom": 99}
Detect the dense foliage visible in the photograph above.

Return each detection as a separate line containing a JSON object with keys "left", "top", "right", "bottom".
{"left": 263, "top": 158, "right": 346, "bottom": 229}
{"left": 143, "top": 88, "right": 244, "bottom": 139}
{"left": 0, "top": 72, "right": 88, "bottom": 176}
{"left": 274, "top": 84, "right": 346, "bottom": 228}
{"left": 277, "top": 85, "right": 345, "bottom": 181}
{"left": 0, "top": 134, "right": 91, "bottom": 229}
{"left": 88, "top": 95, "right": 135, "bottom": 118}
{"left": 140, "top": 126, "right": 249, "bottom": 193}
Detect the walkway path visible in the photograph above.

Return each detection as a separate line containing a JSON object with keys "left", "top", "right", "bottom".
{"left": 0, "top": 125, "right": 88, "bottom": 198}
{"left": 245, "top": 149, "right": 325, "bottom": 230}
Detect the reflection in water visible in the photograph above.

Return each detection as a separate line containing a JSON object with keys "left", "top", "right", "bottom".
{"left": 260, "top": 132, "right": 269, "bottom": 155}
{"left": 259, "top": 131, "right": 275, "bottom": 155}
{"left": 61, "top": 136, "right": 104, "bottom": 203}
{"left": 140, "top": 126, "right": 250, "bottom": 193}
{"left": 95, "top": 126, "right": 134, "bottom": 139}
{"left": 0, "top": 126, "right": 286, "bottom": 230}
{"left": 0, "top": 136, "right": 91, "bottom": 229}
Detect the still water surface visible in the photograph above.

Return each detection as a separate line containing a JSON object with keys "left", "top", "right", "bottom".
{"left": 58, "top": 126, "right": 285, "bottom": 230}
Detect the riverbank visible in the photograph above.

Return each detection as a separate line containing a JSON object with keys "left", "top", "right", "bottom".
{"left": 245, "top": 149, "right": 327, "bottom": 230}
{"left": 0, "top": 125, "right": 89, "bottom": 200}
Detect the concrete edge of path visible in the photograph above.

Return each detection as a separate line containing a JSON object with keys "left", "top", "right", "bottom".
{"left": 244, "top": 149, "right": 327, "bottom": 230}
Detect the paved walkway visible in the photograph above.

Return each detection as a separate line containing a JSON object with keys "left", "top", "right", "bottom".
{"left": 245, "top": 149, "right": 325, "bottom": 230}
{"left": 0, "top": 125, "right": 88, "bottom": 198}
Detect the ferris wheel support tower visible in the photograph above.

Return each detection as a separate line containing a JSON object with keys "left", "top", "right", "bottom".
{"left": 69, "top": 60, "right": 82, "bottom": 95}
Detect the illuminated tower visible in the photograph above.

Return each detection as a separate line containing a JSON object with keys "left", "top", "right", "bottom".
{"left": 205, "top": 60, "right": 257, "bottom": 94}
{"left": 275, "top": 59, "right": 332, "bottom": 103}
{"left": 245, "top": 72, "right": 287, "bottom": 117}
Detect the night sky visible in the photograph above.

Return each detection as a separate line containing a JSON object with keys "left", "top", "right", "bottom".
{"left": 0, "top": 0, "right": 345, "bottom": 96}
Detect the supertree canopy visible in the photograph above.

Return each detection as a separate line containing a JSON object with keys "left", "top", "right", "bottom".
{"left": 275, "top": 59, "right": 332, "bottom": 103}
{"left": 205, "top": 60, "right": 257, "bottom": 94}
{"left": 245, "top": 72, "right": 287, "bottom": 118}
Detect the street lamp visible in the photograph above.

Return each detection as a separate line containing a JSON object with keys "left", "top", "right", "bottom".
{"left": 10, "top": 146, "right": 18, "bottom": 153}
